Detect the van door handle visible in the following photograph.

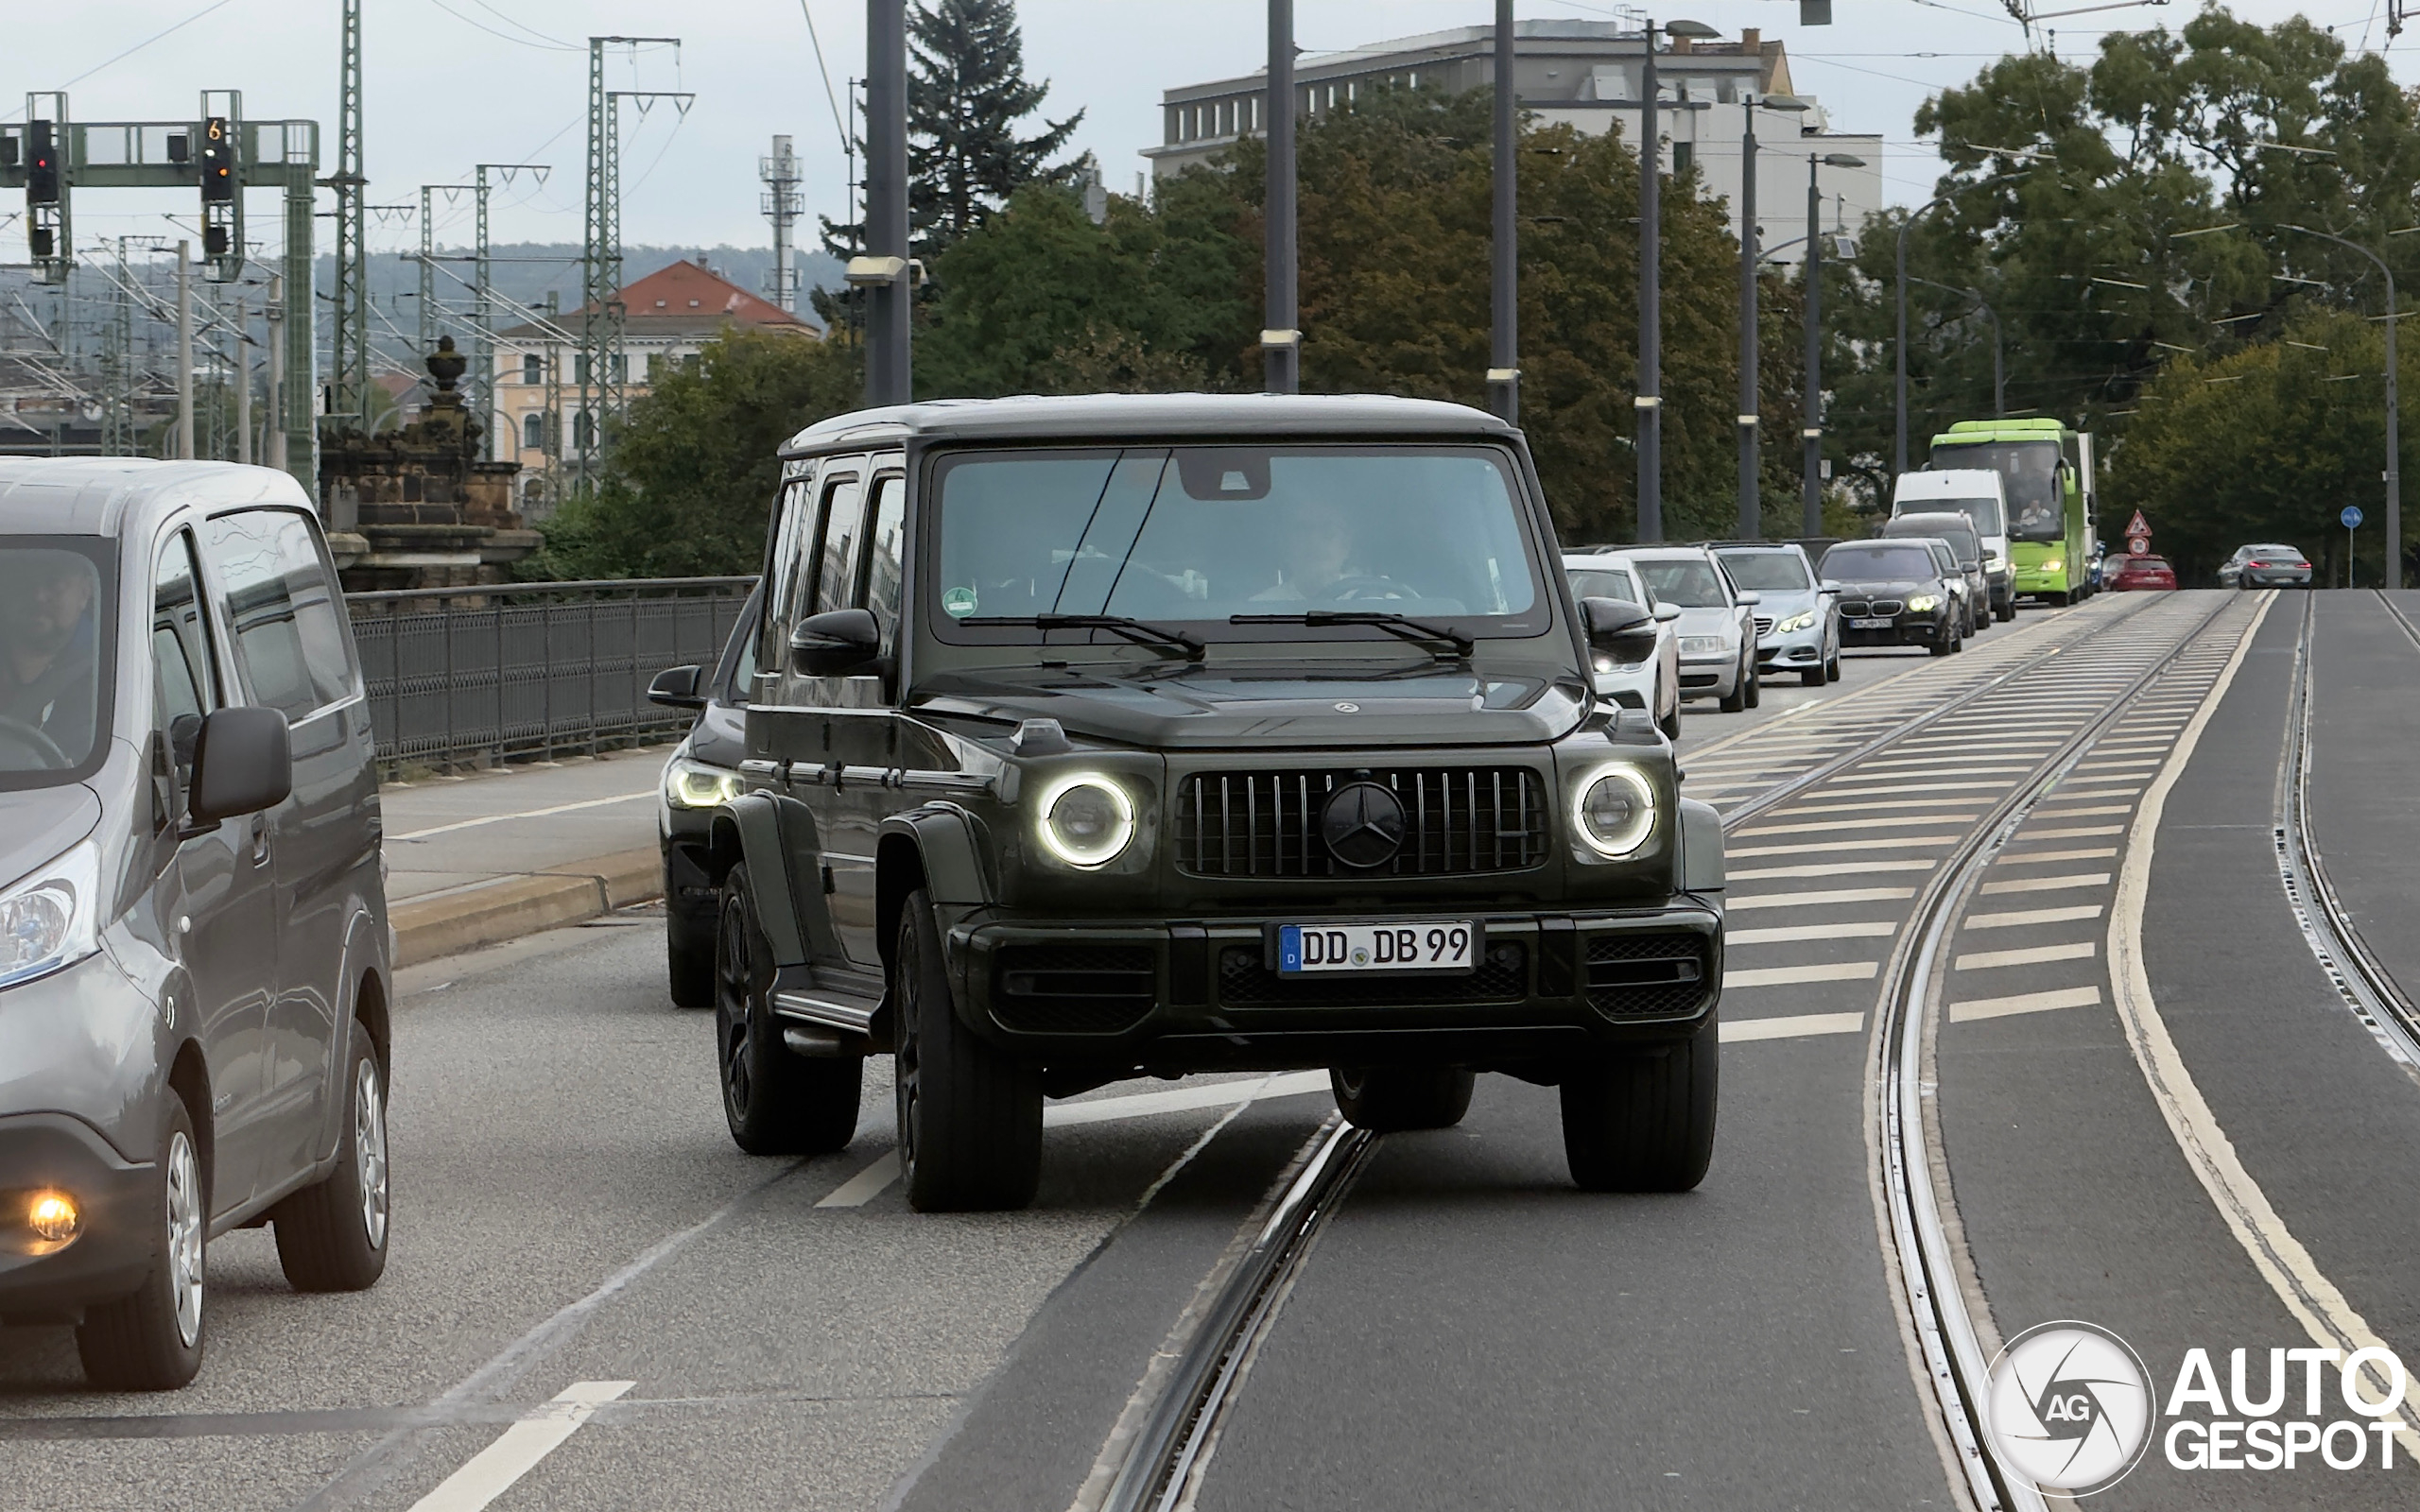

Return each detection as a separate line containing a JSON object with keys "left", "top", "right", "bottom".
{"left": 251, "top": 816, "right": 272, "bottom": 868}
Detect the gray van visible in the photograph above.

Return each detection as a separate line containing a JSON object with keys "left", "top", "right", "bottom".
{"left": 0, "top": 460, "right": 391, "bottom": 1390}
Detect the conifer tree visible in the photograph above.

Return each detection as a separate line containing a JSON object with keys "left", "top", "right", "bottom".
{"left": 907, "top": 0, "right": 1082, "bottom": 254}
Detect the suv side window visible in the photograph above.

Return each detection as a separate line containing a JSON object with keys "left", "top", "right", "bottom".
{"left": 862, "top": 473, "right": 906, "bottom": 647}
{"left": 810, "top": 472, "right": 867, "bottom": 617}
{"left": 765, "top": 477, "right": 813, "bottom": 627}
{"left": 199, "top": 509, "right": 357, "bottom": 721}
{"left": 152, "top": 528, "right": 217, "bottom": 785}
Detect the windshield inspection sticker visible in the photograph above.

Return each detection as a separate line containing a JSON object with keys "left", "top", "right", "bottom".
{"left": 942, "top": 586, "right": 978, "bottom": 618}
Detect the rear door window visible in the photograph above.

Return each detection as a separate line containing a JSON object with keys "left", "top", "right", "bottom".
{"left": 862, "top": 472, "right": 907, "bottom": 647}
{"left": 810, "top": 473, "right": 868, "bottom": 617}
{"left": 199, "top": 509, "right": 357, "bottom": 721}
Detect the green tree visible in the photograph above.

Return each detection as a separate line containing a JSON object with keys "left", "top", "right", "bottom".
{"left": 527, "top": 329, "right": 861, "bottom": 579}
{"left": 908, "top": 0, "right": 1083, "bottom": 255}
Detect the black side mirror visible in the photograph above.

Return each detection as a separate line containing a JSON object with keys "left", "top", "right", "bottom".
{"left": 186, "top": 705, "right": 291, "bottom": 831}
{"left": 1581, "top": 596, "right": 1661, "bottom": 663}
{"left": 648, "top": 663, "right": 706, "bottom": 711}
{"left": 789, "top": 607, "right": 882, "bottom": 678}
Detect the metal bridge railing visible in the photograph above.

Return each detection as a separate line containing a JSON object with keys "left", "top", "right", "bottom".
{"left": 348, "top": 576, "right": 756, "bottom": 770}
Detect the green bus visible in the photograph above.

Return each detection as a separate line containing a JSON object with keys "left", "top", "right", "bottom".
{"left": 1927, "top": 418, "right": 2099, "bottom": 605}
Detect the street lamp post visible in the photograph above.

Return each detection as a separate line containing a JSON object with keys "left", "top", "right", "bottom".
{"left": 1803, "top": 150, "right": 1863, "bottom": 537}
{"left": 1489, "top": 0, "right": 1517, "bottom": 423}
{"left": 2282, "top": 224, "right": 2399, "bottom": 587}
{"left": 1737, "top": 93, "right": 1807, "bottom": 541}
{"left": 1264, "top": 0, "right": 1299, "bottom": 394}
{"left": 1639, "top": 17, "right": 1719, "bottom": 542}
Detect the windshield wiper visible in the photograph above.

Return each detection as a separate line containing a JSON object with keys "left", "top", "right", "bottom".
{"left": 961, "top": 613, "right": 1204, "bottom": 662}
{"left": 1230, "top": 610, "right": 1476, "bottom": 659}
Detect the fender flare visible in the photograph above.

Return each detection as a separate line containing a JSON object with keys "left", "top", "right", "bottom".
{"left": 873, "top": 804, "right": 993, "bottom": 969}
{"left": 1678, "top": 797, "right": 1726, "bottom": 896}
{"left": 709, "top": 792, "right": 813, "bottom": 965}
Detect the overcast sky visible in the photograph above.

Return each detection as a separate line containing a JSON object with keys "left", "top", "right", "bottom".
{"left": 10, "top": 0, "right": 2413, "bottom": 262}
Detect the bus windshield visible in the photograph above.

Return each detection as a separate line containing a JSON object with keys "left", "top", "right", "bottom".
{"left": 1932, "top": 442, "right": 2063, "bottom": 541}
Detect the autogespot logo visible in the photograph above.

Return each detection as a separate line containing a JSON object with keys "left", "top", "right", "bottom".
{"left": 1984, "top": 1321, "right": 2155, "bottom": 1495}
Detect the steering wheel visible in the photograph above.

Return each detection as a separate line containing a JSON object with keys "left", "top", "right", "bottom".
{"left": 1320, "top": 574, "right": 1418, "bottom": 602}
{"left": 0, "top": 716, "right": 70, "bottom": 768}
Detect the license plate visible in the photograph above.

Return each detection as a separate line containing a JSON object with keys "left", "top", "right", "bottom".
{"left": 1850, "top": 616, "right": 1893, "bottom": 629}
{"left": 1278, "top": 920, "right": 1476, "bottom": 975}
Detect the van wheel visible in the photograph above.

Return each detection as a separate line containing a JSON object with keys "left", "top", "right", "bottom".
{"left": 272, "top": 1033, "right": 390, "bottom": 1293}
{"left": 715, "top": 865, "right": 862, "bottom": 1157}
{"left": 893, "top": 887, "right": 1041, "bottom": 1211}
{"left": 1331, "top": 1066, "right": 1475, "bottom": 1131}
{"left": 78, "top": 1098, "right": 206, "bottom": 1390}
{"left": 1561, "top": 1013, "right": 1718, "bottom": 1193}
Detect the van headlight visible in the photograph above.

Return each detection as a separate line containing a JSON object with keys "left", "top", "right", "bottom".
{"left": 1774, "top": 610, "right": 1816, "bottom": 634}
{"left": 0, "top": 839, "right": 100, "bottom": 991}
{"left": 1572, "top": 765, "right": 1656, "bottom": 859}
{"left": 663, "top": 755, "right": 742, "bottom": 810}
{"left": 1035, "top": 774, "right": 1135, "bottom": 868}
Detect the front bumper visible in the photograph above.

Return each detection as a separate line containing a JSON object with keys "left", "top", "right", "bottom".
{"left": 942, "top": 903, "right": 1724, "bottom": 1072}
{"left": 1755, "top": 623, "right": 1826, "bottom": 668}
{"left": 1838, "top": 612, "right": 1947, "bottom": 648}
{"left": 0, "top": 1111, "right": 156, "bottom": 1320}
{"left": 1677, "top": 655, "right": 1738, "bottom": 698}
{"left": 1591, "top": 665, "right": 1656, "bottom": 713}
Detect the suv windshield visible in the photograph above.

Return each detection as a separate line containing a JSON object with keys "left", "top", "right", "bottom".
{"left": 0, "top": 538, "right": 112, "bottom": 785}
{"left": 931, "top": 445, "right": 1543, "bottom": 640}
{"left": 1822, "top": 543, "right": 1939, "bottom": 580}
{"left": 1631, "top": 558, "right": 1728, "bottom": 608}
{"left": 1710, "top": 551, "right": 1809, "bottom": 593}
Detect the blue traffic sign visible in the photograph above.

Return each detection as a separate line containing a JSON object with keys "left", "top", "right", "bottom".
{"left": 2343, "top": 505, "right": 2365, "bottom": 530}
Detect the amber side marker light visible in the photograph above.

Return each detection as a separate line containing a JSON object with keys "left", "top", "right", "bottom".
{"left": 26, "top": 1190, "right": 79, "bottom": 1246}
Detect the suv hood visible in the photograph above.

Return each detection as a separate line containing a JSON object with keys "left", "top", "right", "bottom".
{"left": 916, "top": 665, "right": 1592, "bottom": 750}
{"left": 0, "top": 784, "right": 102, "bottom": 895}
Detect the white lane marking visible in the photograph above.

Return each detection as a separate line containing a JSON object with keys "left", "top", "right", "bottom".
{"left": 406, "top": 1381, "right": 635, "bottom": 1512}
{"left": 1723, "top": 1010, "right": 1866, "bottom": 1042}
{"left": 1949, "top": 985, "right": 2106, "bottom": 1022}
{"left": 1727, "top": 885, "right": 1917, "bottom": 910}
{"left": 1734, "top": 814, "right": 1981, "bottom": 838}
{"left": 1728, "top": 921, "right": 1897, "bottom": 945}
{"left": 1730, "top": 860, "right": 1938, "bottom": 881}
{"left": 1954, "top": 942, "right": 2097, "bottom": 971}
{"left": 1847, "top": 758, "right": 2045, "bottom": 773}
{"left": 2033, "top": 802, "right": 2135, "bottom": 817}
{"left": 1731, "top": 833, "right": 1964, "bottom": 858}
{"left": 2018, "top": 824, "right": 2125, "bottom": 840}
{"left": 1965, "top": 903, "right": 2106, "bottom": 930}
{"left": 1771, "top": 797, "right": 2010, "bottom": 818}
{"left": 2104, "top": 593, "right": 2420, "bottom": 1452}
{"left": 815, "top": 1153, "right": 900, "bottom": 1209}
{"left": 389, "top": 791, "right": 657, "bottom": 842}
{"left": 1979, "top": 872, "right": 2112, "bottom": 894}
{"left": 1726, "top": 960, "right": 1879, "bottom": 988}
{"left": 2075, "top": 758, "right": 2163, "bottom": 771}
{"left": 1817, "top": 779, "right": 2020, "bottom": 795}
{"left": 816, "top": 1072, "right": 1335, "bottom": 1208}
{"left": 1995, "top": 845, "right": 2118, "bottom": 864}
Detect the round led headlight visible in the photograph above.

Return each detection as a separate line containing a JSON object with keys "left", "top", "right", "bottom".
{"left": 1036, "top": 775, "right": 1135, "bottom": 868}
{"left": 1907, "top": 593, "right": 1941, "bottom": 612}
{"left": 1576, "top": 765, "right": 1655, "bottom": 858}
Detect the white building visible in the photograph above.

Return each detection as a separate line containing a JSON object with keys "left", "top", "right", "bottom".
{"left": 1144, "top": 20, "right": 1881, "bottom": 266}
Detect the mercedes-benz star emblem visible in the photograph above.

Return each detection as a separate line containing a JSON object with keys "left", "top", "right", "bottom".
{"left": 1320, "top": 782, "right": 1406, "bottom": 869}
{"left": 1334, "top": 701, "right": 1360, "bottom": 713}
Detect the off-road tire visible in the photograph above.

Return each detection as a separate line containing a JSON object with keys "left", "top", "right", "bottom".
{"left": 1561, "top": 1012, "right": 1718, "bottom": 1193}
{"left": 273, "top": 1030, "right": 389, "bottom": 1293}
{"left": 893, "top": 887, "right": 1042, "bottom": 1211}
{"left": 1331, "top": 1066, "right": 1476, "bottom": 1132}
{"left": 78, "top": 1097, "right": 205, "bottom": 1390}
{"left": 715, "top": 864, "right": 861, "bottom": 1157}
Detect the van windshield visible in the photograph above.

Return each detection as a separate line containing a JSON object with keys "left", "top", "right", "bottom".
{"left": 1902, "top": 496, "right": 2004, "bottom": 538}
{"left": 0, "top": 539, "right": 113, "bottom": 785}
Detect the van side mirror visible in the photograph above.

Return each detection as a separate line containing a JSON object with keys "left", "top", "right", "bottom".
{"left": 789, "top": 608, "right": 882, "bottom": 677}
{"left": 1580, "top": 596, "right": 1661, "bottom": 663}
{"left": 185, "top": 705, "right": 291, "bottom": 832}
{"left": 648, "top": 663, "right": 706, "bottom": 710}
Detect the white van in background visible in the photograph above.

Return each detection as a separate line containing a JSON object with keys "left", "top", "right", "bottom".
{"left": 1892, "top": 469, "right": 2014, "bottom": 622}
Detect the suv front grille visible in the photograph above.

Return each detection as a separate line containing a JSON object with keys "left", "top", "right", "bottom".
{"left": 993, "top": 944, "right": 1156, "bottom": 1034}
{"left": 1218, "top": 942, "right": 1530, "bottom": 1005}
{"left": 1584, "top": 933, "right": 1712, "bottom": 1019}
{"left": 1177, "top": 767, "right": 1548, "bottom": 879}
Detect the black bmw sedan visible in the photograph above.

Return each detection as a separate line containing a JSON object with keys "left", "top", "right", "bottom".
{"left": 1816, "top": 540, "right": 1965, "bottom": 658}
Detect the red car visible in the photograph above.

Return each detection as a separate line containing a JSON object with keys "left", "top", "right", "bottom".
{"left": 2108, "top": 554, "right": 2178, "bottom": 591}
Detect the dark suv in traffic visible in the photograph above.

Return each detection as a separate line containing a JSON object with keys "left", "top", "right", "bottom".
{"left": 0, "top": 460, "right": 392, "bottom": 1390}
{"left": 700, "top": 395, "right": 1727, "bottom": 1211}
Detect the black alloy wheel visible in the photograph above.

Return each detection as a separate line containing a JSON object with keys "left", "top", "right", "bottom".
{"left": 892, "top": 887, "right": 1041, "bottom": 1211}
{"left": 714, "top": 864, "right": 861, "bottom": 1157}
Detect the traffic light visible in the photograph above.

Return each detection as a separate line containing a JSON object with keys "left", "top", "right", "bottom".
{"left": 199, "top": 115, "right": 233, "bottom": 202}
{"left": 26, "top": 121, "right": 59, "bottom": 204}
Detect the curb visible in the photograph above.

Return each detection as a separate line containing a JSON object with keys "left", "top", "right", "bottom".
{"left": 391, "top": 847, "right": 663, "bottom": 968}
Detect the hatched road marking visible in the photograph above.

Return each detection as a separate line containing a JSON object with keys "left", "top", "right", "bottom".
{"left": 1725, "top": 961, "right": 1879, "bottom": 988}
{"left": 1727, "top": 921, "right": 1898, "bottom": 945}
{"left": 1726, "top": 886, "right": 1918, "bottom": 911}
{"left": 1722, "top": 1011, "right": 1866, "bottom": 1042}
{"left": 406, "top": 1381, "right": 634, "bottom": 1512}
{"left": 1954, "top": 942, "right": 2097, "bottom": 971}
{"left": 1965, "top": 904, "right": 2107, "bottom": 931}
{"left": 1979, "top": 872, "right": 2112, "bottom": 894}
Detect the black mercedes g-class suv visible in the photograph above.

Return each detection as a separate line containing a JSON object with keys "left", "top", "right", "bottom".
{"left": 697, "top": 394, "right": 1726, "bottom": 1211}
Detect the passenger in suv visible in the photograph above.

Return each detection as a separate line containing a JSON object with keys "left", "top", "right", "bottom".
{"left": 702, "top": 396, "right": 1728, "bottom": 1211}
{"left": 0, "top": 460, "right": 392, "bottom": 1389}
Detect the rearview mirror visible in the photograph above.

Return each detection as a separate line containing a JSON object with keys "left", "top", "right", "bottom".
{"left": 1651, "top": 602, "right": 1683, "bottom": 623}
{"left": 187, "top": 705, "right": 292, "bottom": 830}
{"left": 1734, "top": 590, "right": 1761, "bottom": 607}
{"left": 789, "top": 608, "right": 882, "bottom": 678}
{"left": 1818, "top": 579, "right": 1844, "bottom": 594}
{"left": 647, "top": 663, "right": 706, "bottom": 711}
{"left": 1580, "top": 596, "right": 1661, "bottom": 663}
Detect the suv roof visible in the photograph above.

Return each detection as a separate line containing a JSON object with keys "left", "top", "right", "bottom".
{"left": 779, "top": 392, "right": 1514, "bottom": 457}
